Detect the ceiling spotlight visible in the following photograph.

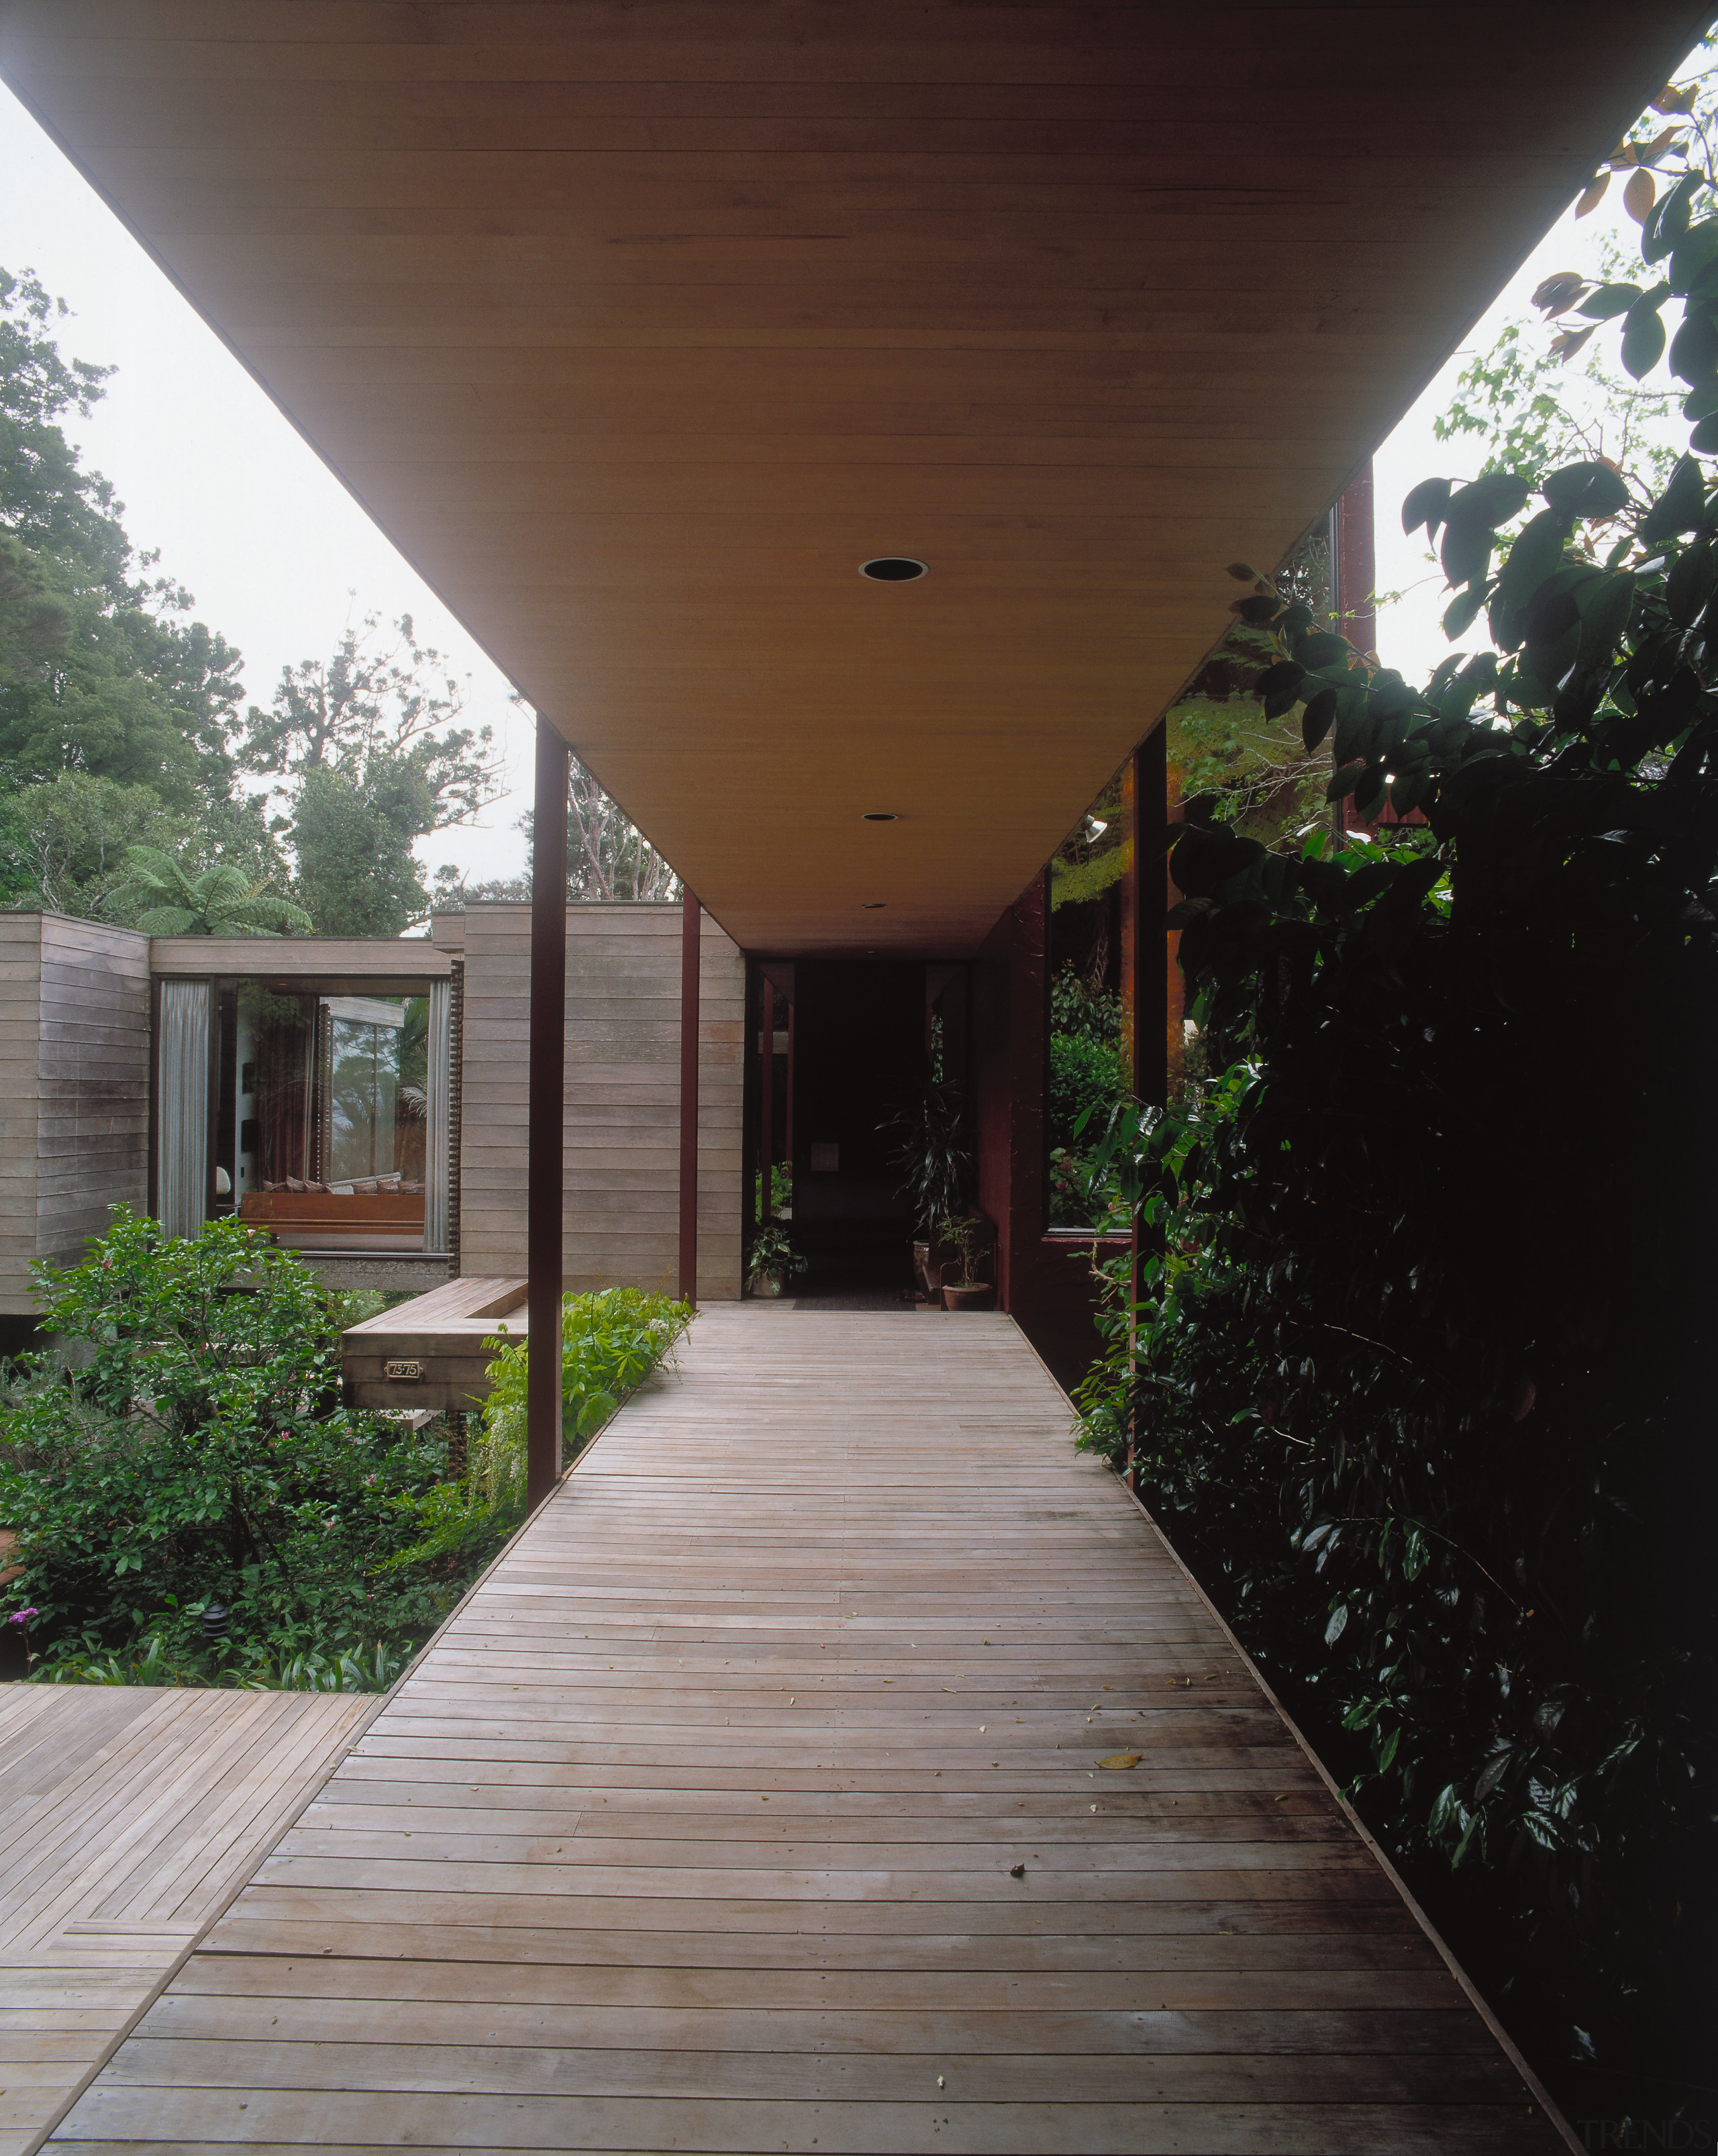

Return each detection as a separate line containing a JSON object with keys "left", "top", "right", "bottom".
{"left": 861, "top": 901, "right": 887, "bottom": 910}
{"left": 861, "top": 812, "right": 900, "bottom": 822}
{"left": 860, "top": 557, "right": 925, "bottom": 581}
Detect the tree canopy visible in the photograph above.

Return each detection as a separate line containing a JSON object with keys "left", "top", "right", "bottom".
{"left": 0, "top": 269, "right": 242, "bottom": 808}
{"left": 0, "top": 265, "right": 678, "bottom": 936}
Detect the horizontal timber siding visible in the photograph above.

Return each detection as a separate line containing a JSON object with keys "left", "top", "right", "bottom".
{"left": 458, "top": 903, "right": 743, "bottom": 1300}
{"left": 0, "top": 914, "right": 151, "bottom": 1314}
{"left": 0, "top": 915, "right": 44, "bottom": 1311}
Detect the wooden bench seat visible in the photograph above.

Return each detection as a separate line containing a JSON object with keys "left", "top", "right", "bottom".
{"left": 340, "top": 1275, "right": 527, "bottom": 1414}
{"left": 240, "top": 1191, "right": 426, "bottom": 1250}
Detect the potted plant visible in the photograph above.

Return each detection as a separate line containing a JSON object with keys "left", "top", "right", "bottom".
{"left": 746, "top": 1222, "right": 807, "bottom": 1298}
{"left": 878, "top": 1074, "right": 971, "bottom": 1302}
{"left": 937, "top": 1213, "right": 995, "bottom": 1312}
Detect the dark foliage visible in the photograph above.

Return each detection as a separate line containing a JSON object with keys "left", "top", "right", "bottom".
{"left": 1076, "top": 197, "right": 1718, "bottom": 2124}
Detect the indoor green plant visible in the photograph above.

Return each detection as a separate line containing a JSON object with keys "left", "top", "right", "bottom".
{"left": 745, "top": 1222, "right": 807, "bottom": 1298}
{"left": 936, "top": 1212, "right": 993, "bottom": 1312}
{"left": 878, "top": 1075, "right": 970, "bottom": 1301}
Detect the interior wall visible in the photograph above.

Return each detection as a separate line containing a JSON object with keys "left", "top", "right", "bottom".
{"left": 974, "top": 873, "right": 1116, "bottom": 1395}
{"left": 458, "top": 902, "right": 744, "bottom": 1298}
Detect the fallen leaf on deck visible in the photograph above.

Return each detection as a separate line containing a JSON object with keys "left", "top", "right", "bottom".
{"left": 1099, "top": 1753, "right": 1142, "bottom": 1770}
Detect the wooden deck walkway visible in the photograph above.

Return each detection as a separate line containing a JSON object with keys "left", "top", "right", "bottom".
{"left": 0, "top": 1685, "right": 368, "bottom": 2156}
{"left": 39, "top": 1309, "right": 1562, "bottom": 2153}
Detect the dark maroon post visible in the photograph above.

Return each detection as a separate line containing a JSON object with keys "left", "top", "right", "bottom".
{"left": 527, "top": 720, "right": 568, "bottom": 1510}
{"left": 678, "top": 889, "right": 701, "bottom": 1306}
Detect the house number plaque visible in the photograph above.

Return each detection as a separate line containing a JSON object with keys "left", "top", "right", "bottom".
{"left": 385, "top": 1359, "right": 425, "bottom": 1381}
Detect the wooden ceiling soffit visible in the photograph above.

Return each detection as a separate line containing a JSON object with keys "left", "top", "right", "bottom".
{"left": 1, "top": 3, "right": 1705, "bottom": 953}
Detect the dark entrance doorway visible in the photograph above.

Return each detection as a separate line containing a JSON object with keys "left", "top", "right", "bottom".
{"left": 747, "top": 959, "right": 972, "bottom": 1308}
{"left": 789, "top": 960, "right": 922, "bottom": 1300}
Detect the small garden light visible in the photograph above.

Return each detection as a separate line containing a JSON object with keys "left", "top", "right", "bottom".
{"left": 201, "top": 1600, "right": 231, "bottom": 1643}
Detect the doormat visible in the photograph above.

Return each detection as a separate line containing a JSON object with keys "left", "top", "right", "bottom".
{"left": 793, "top": 1293, "right": 917, "bottom": 1312}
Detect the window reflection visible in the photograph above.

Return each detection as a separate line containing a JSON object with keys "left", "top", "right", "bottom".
{"left": 232, "top": 985, "right": 434, "bottom": 1251}
{"left": 1047, "top": 776, "right": 1130, "bottom": 1232}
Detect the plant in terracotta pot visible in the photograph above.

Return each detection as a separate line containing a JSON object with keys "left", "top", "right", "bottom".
{"left": 936, "top": 1213, "right": 994, "bottom": 1312}
{"left": 878, "top": 1073, "right": 970, "bottom": 1302}
{"left": 745, "top": 1222, "right": 807, "bottom": 1299}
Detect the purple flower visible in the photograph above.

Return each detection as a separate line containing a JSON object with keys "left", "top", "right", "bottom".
{"left": 6, "top": 1608, "right": 39, "bottom": 1624}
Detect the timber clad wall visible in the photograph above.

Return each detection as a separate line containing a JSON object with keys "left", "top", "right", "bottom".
{"left": 0, "top": 914, "right": 151, "bottom": 1314}
{"left": 458, "top": 903, "right": 744, "bottom": 1299}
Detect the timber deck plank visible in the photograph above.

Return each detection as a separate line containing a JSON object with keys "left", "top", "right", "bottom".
{"left": 43, "top": 1310, "right": 1560, "bottom": 2151}
{"left": 0, "top": 1688, "right": 368, "bottom": 2156}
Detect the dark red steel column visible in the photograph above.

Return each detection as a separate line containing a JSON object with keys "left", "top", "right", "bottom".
{"left": 758, "top": 977, "right": 775, "bottom": 1224}
{"left": 1336, "top": 462, "right": 1378, "bottom": 656}
{"left": 1127, "top": 724, "right": 1169, "bottom": 1492}
{"left": 678, "top": 889, "right": 701, "bottom": 1307}
{"left": 527, "top": 720, "right": 568, "bottom": 1511}
{"left": 784, "top": 998, "right": 795, "bottom": 1169}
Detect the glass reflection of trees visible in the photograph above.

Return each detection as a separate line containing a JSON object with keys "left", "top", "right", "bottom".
{"left": 323, "top": 997, "right": 427, "bottom": 1186}
{"left": 1047, "top": 771, "right": 1130, "bottom": 1232}
{"left": 238, "top": 986, "right": 430, "bottom": 1193}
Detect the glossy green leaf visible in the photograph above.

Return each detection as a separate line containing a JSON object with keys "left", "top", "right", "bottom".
{"left": 1670, "top": 303, "right": 1718, "bottom": 387}
{"left": 1442, "top": 583, "right": 1489, "bottom": 639}
{"left": 1621, "top": 292, "right": 1670, "bottom": 379}
{"left": 1401, "top": 476, "right": 1453, "bottom": 538}
{"left": 1496, "top": 508, "right": 1574, "bottom": 609}
{"left": 1301, "top": 685, "right": 1338, "bottom": 754}
{"left": 1541, "top": 461, "right": 1631, "bottom": 518}
{"left": 1665, "top": 541, "right": 1715, "bottom": 626}
{"left": 1641, "top": 454, "right": 1707, "bottom": 540}
{"left": 1574, "top": 571, "right": 1636, "bottom": 665}
{"left": 1575, "top": 281, "right": 1641, "bottom": 320}
{"left": 1644, "top": 170, "right": 1701, "bottom": 264}
{"left": 1669, "top": 215, "right": 1718, "bottom": 295}
{"left": 1447, "top": 471, "right": 1533, "bottom": 526}
{"left": 1291, "top": 630, "right": 1354, "bottom": 669}
{"left": 1353, "top": 769, "right": 1388, "bottom": 821}
{"left": 1387, "top": 770, "right": 1428, "bottom": 818}
{"left": 1474, "top": 1750, "right": 1513, "bottom": 1802}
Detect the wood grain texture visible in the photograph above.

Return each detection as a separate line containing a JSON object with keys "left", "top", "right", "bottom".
{"left": 340, "top": 1275, "right": 527, "bottom": 1413}
{"left": 146, "top": 937, "right": 451, "bottom": 981}
{"left": 0, "top": 1684, "right": 368, "bottom": 2156}
{"left": 0, "top": 915, "right": 150, "bottom": 1316}
{"left": 458, "top": 903, "right": 744, "bottom": 1299}
{"left": 0, "top": 1, "right": 1703, "bottom": 955}
{"left": 46, "top": 1308, "right": 1562, "bottom": 2153}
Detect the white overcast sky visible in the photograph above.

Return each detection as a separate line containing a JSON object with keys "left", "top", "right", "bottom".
{"left": 0, "top": 54, "right": 1699, "bottom": 887}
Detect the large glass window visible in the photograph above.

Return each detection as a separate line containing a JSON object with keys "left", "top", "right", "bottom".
{"left": 1046, "top": 775, "right": 1130, "bottom": 1231}
{"left": 226, "top": 983, "right": 441, "bottom": 1252}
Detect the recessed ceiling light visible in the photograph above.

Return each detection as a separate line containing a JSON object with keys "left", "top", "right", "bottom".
{"left": 860, "top": 901, "right": 886, "bottom": 910}
{"left": 860, "top": 557, "right": 925, "bottom": 581}
{"left": 861, "top": 812, "right": 900, "bottom": 822}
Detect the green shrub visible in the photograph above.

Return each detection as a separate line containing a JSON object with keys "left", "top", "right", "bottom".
{"left": 429, "top": 1288, "right": 692, "bottom": 1528}
{"left": 1048, "top": 1027, "right": 1119, "bottom": 1148}
{"left": 0, "top": 1210, "right": 470, "bottom": 1685}
{"left": 1070, "top": 222, "right": 1718, "bottom": 2110}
